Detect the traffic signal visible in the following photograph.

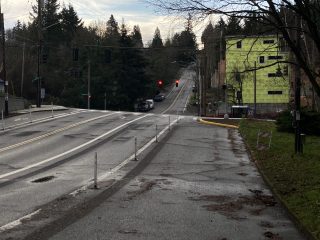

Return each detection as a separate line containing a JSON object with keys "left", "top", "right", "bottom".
{"left": 157, "top": 80, "right": 163, "bottom": 87}
{"left": 42, "top": 53, "right": 48, "bottom": 64}
{"left": 104, "top": 49, "right": 111, "bottom": 63}
{"left": 73, "top": 48, "right": 79, "bottom": 61}
{"left": 175, "top": 80, "right": 179, "bottom": 87}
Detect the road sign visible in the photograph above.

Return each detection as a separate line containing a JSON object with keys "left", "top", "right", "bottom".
{"left": 41, "top": 88, "right": 45, "bottom": 99}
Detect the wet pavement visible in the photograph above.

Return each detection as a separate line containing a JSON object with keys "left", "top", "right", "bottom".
{"left": 49, "top": 118, "right": 305, "bottom": 240}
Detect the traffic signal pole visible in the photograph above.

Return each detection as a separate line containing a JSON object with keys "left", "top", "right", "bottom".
{"left": 87, "top": 60, "right": 91, "bottom": 110}
{"left": 0, "top": 3, "right": 8, "bottom": 116}
{"left": 37, "top": 0, "right": 43, "bottom": 108}
{"left": 0, "top": 12, "right": 9, "bottom": 116}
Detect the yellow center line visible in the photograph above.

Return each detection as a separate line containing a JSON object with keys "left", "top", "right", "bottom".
{"left": 0, "top": 112, "right": 118, "bottom": 153}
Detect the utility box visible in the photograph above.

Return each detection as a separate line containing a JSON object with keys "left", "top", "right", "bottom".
{"left": 0, "top": 79, "right": 4, "bottom": 96}
{"left": 231, "top": 105, "right": 249, "bottom": 118}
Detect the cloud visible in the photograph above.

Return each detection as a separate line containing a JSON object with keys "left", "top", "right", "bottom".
{"left": 2, "top": 0, "right": 210, "bottom": 45}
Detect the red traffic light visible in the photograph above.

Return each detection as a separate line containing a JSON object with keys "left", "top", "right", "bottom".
{"left": 175, "top": 80, "right": 179, "bottom": 87}
{"left": 157, "top": 80, "right": 163, "bottom": 87}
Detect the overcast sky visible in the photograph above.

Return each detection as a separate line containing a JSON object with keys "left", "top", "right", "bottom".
{"left": 1, "top": 0, "right": 210, "bottom": 45}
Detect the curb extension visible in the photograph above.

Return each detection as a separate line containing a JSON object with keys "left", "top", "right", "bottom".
{"left": 198, "top": 118, "right": 239, "bottom": 129}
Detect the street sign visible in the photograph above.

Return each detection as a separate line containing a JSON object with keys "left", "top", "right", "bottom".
{"left": 41, "top": 88, "right": 45, "bottom": 99}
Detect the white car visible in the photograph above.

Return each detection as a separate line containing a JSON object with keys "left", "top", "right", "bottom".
{"left": 146, "top": 99, "right": 154, "bottom": 109}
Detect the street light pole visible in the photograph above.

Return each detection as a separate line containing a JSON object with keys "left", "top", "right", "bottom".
{"left": 294, "top": 15, "right": 302, "bottom": 154}
{"left": 36, "top": 0, "right": 43, "bottom": 108}
{"left": 0, "top": 4, "right": 8, "bottom": 116}
{"left": 87, "top": 60, "right": 91, "bottom": 110}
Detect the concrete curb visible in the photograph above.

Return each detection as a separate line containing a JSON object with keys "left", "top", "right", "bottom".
{"left": 239, "top": 130, "right": 316, "bottom": 240}
{"left": 198, "top": 118, "right": 239, "bottom": 129}
{"left": 14, "top": 106, "right": 68, "bottom": 114}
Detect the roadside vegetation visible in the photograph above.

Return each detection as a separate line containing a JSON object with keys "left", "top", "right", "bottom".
{"left": 239, "top": 120, "right": 320, "bottom": 239}
{"left": 6, "top": 0, "right": 197, "bottom": 111}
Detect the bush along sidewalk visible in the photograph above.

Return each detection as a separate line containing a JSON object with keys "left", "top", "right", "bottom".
{"left": 239, "top": 119, "right": 320, "bottom": 239}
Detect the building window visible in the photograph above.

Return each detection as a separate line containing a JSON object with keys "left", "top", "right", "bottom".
{"left": 268, "top": 72, "right": 283, "bottom": 77}
{"left": 236, "top": 41, "right": 242, "bottom": 48}
{"left": 259, "top": 56, "right": 265, "bottom": 64}
{"left": 283, "top": 65, "right": 288, "bottom": 76}
{"left": 263, "top": 40, "right": 275, "bottom": 44}
{"left": 268, "top": 55, "right": 283, "bottom": 60}
{"left": 268, "top": 91, "right": 283, "bottom": 95}
{"left": 279, "top": 37, "right": 287, "bottom": 52}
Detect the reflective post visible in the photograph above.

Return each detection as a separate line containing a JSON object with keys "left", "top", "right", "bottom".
{"left": 94, "top": 152, "right": 98, "bottom": 189}
{"left": 51, "top": 102, "right": 54, "bottom": 118}
{"left": 1, "top": 110, "right": 4, "bottom": 130}
{"left": 134, "top": 137, "right": 138, "bottom": 161}
{"left": 29, "top": 106, "right": 32, "bottom": 123}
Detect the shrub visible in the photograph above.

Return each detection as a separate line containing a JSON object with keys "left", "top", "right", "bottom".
{"left": 276, "top": 110, "right": 320, "bottom": 136}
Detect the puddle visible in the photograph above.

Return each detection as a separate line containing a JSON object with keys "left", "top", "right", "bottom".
{"left": 32, "top": 176, "right": 55, "bottom": 183}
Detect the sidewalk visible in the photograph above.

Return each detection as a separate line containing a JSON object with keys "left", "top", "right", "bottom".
{"left": 14, "top": 105, "right": 68, "bottom": 114}
{"left": 49, "top": 119, "right": 304, "bottom": 240}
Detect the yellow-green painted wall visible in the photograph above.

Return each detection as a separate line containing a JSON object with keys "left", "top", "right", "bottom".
{"left": 226, "top": 35, "right": 290, "bottom": 104}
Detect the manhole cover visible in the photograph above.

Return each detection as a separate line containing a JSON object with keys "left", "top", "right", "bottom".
{"left": 32, "top": 176, "right": 55, "bottom": 183}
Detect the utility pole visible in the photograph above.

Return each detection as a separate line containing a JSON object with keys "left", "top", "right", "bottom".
{"left": 87, "top": 60, "right": 91, "bottom": 110}
{"left": 104, "top": 92, "right": 107, "bottom": 110}
{"left": 254, "top": 61, "right": 257, "bottom": 117}
{"left": 294, "top": 15, "right": 302, "bottom": 154}
{"left": 21, "top": 42, "right": 25, "bottom": 97}
{"left": 37, "top": 0, "right": 43, "bottom": 108}
{"left": 0, "top": 2, "right": 8, "bottom": 116}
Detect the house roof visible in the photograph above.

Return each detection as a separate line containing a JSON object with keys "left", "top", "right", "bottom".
{"left": 225, "top": 34, "right": 282, "bottom": 40}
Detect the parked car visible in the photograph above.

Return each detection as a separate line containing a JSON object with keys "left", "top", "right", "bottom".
{"left": 146, "top": 99, "right": 154, "bottom": 109}
{"left": 137, "top": 101, "right": 150, "bottom": 112}
{"left": 154, "top": 94, "right": 165, "bottom": 102}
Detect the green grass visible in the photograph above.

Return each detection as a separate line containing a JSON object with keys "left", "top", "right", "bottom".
{"left": 240, "top": 119, "right": 320, "bottom": 239}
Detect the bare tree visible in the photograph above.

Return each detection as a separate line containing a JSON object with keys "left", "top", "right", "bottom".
{"left": 146, "top": 0, "right": 320, "bottom": 98}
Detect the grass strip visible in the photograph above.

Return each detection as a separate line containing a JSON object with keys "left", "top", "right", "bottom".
{"left": 239, "top": 119, "right": 320, "bottom": 239}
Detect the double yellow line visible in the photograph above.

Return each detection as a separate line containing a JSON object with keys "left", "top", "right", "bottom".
{"left": 161, "top": 79, "right": 189, "bottom": 114}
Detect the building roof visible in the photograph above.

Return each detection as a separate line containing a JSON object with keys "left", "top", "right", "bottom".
{"left": 225, "top": 34, "right": 281, "bottom": 40}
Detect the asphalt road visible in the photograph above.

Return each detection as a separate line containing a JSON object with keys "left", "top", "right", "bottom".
{"left": 0, "top": 67, "right": 305, "bottom": 240}
{"left": 150, "top": 68, "right": 195, "bottom": 115}
{"left": 0, "top": 68, "right": 195, "bottom": 239}
{"left": 47, "top": 118, "right": 304, "bottom": 240}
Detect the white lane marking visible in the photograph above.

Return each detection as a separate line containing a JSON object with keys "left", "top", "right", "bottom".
{"left": 183, "top": 95, "right": 191, "bottom": 113}
{"left": 0, "top": 112, "right": 118, "bottom": 154}
{"left": 165, "top": 85, "right": 175, "bottom": 99}
{"left": 161, "top": 79, "right": 189, "bottom": 114}
{"left": 0, "top": 209, "right": 41, "bottom": 232}
{"left": 0, "top": 115, "right": 175, "bottom": 232}
{"left": 1, "top": 110, "right": 88, "bottom": 133}
{"left": 70, "top": 116, "right": 181, "bottom": 196}
{"left": 0, "top": 114, "right": 150, "bottom": 180}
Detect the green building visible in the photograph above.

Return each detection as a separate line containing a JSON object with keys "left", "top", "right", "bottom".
{"left": 225, "top": 35, "right": 290, "bottom": 114}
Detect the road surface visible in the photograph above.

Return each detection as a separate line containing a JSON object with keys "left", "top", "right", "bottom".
{"left": 0, "top": 68, "right": 305, "bottom": 240}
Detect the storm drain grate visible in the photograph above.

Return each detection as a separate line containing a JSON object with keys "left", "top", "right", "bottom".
{"left": 32, "top": 176, "right": 55, "bottom": 183}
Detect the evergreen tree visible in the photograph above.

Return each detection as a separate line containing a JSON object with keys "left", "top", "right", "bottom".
{"left": 131, "top": 25, "right": 143, "bottom": 48}
{"left": 151, "top": 27, "right": 163, "bottom": 48}
{"left": 226, "top": 15, "right": 242, "bottom": 35}
{"left": 60, "top": 4, "right": 82, "bottom": 44}
{"left": 175, "top": 17, "right": 197, "bottom": 64}
{"left": 42, "top": 0, "right": 61, "bottom": 44}
{"left": 105, "top": 15, "right": 120, "bottom": 44}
